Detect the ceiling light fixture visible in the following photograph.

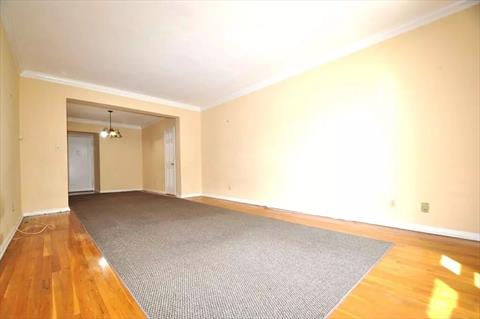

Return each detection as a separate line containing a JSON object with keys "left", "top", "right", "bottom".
{"left": 100, "top": 110, "right": 122, "bottom": 139}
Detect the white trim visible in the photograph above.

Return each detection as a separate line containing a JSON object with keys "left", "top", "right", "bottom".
{"left": 202, "top": 194, "right": 263, "bottom": 207}
{"left": 20, "top": 70, "right": 202, "bottom": 112}
{"left": 67, "top": 117, "right": 142, "bottom": 130}
{"left": 17, "top": 1, "right": 477, "bottom": 112}
{"left": 371, "top": 220, "right": 480, "bottom": 242}
{"left": 143, "top": 189, "right": 167, "bottom": 195}
{"left": 100, "top": 188, "right": 142, "bottom": 193}
{"left": 144, "top": 190, "right": 203, "bottom": 198}
{"left": 201, "top": 193, "right": 480, "bottom": 242}
{"left": 0, "top": 215, "right": 23, "bottom": 261}
{"left": 180, "top": 193, "right": 203, "bottom": 198}
{"left": 23, "top": 207, "right": 70, "bottom": 217}
{"left": 203, "top": 0, "right": 479, "bottom": 110}
{"left": 69, "top": 191, "right": 96, "bottom": 196}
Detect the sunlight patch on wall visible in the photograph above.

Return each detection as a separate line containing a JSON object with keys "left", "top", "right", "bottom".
{"left": 281, "top": 71, "right": 398, "bottom": 220}
{"left": 474, "top": 272, "right": 480, "bottom": 289}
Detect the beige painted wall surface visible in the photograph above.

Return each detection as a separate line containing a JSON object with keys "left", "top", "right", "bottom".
{"left": 67, "top": 121, "right": 143, "bottom": 192}
{"left": 0, "top": 21, "right": 21, "bottom": 250}
{"left": 202, "top": 6, "right": 480, "bottom": 233}
{"left": 19, "top": 78, "right": 201, "bottom": 213}
{"left": 142, "top": 118, "right": 175, "bottom": 193}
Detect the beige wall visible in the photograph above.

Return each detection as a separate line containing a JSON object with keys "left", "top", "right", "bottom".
{"left": 202, "top": 6, "right": 480, "bottom": 233}
{"left": 19, "top": 78, "right": 202, "bottom": 214}
{"left": 142, "top": 118, "right": 176, "bottom": 193}
{"left": 67, "top": 121, "right": 143, "bottom": 192}
{"left": 0, "top": 21, "right": 21, "bottom": 252}
{"left": 12, "top": 5, "right": 480, "bottom": 236}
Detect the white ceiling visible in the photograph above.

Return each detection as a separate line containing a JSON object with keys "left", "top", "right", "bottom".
{"left": 67, "top": 102, "right": 163, "bottom": 129}
{"left": 1, "top": 0, "right": 472, "bottom": 109}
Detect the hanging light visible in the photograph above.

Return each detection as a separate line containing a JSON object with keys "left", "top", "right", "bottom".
{"left": 100, "top": 110, "right": 122, "bottom": 139}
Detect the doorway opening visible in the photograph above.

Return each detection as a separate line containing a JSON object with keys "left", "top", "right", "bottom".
{"left": 66, "top": 99, "right": 180, "bottom": 201}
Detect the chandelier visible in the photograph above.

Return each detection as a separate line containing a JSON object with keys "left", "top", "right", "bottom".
{"left": 100, "top": 110, "right": 122, "bottom": 139}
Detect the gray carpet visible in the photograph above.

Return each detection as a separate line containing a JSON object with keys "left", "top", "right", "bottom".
{"left": 70, "top": 191, "right": 391, "bottom": 319}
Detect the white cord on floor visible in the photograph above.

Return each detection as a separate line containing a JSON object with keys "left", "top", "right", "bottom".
{"left": 16, "top": 224, "right": 55, "bottom": 235}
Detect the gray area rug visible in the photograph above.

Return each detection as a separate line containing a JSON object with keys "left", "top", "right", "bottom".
{"left": 70, "top": 191, "right": 391, "bottom": 319}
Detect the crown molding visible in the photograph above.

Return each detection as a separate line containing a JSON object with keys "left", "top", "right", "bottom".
{"left": 18, "top": 1, "right": 477, "bottom": 112}
{"left": 20, "top": 70, "right": 202, "bottom": 112}
{"left": 203, "top": 0, "right": 479, "bottom": 110}
{"left": 67, "top": 116, "right": 145, "bottom": 129}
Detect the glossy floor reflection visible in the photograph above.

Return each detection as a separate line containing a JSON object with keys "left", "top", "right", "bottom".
{"left": 190, "top": 196, "right": 480, "bottom": 319}
{"left": 0, "top": 196, "right": 479, "bottom": 319}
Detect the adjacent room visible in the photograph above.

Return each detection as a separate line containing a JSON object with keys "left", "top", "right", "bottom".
{"left": 66, "top": 101, "right": 179, "bottom": 197}
{"left": 0, "top": 1, "right": 479, "bottom": 318}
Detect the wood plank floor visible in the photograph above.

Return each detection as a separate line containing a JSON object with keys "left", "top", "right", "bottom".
{"left": 0, "top": 195, "right": 478, "bottom": 318}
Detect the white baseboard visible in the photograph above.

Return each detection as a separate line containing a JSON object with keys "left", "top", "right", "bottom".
{"left": 203, "top": 194, "right": 268, "bottom": 207}
{"left": 357, "top": 217, "right": 480, "bottom": 242}
{"left": 180, "top": 193, "right": 203, "bottom": 198}
{"left": 69, "top": 191, "right": 96, "bottom": 196}
{"left": 201, "top": 193, "right": 480, "bottom": 242}
{"left": 143, "top": 189, "right": 202, "bottom": 198}
{"left": 144, "top": 189, "right": 197, "bottom": 198}
{"left": 100, "top": 188, "right": 142, "bottom": 193}
{"left": 143, "top": 189, "right": 167, "bottom": 195}
{"left": 23, "top": 207, "right": 71, "bottom": 217}
{"left": 0, "top": 214, "right": 23, "bottom": 261}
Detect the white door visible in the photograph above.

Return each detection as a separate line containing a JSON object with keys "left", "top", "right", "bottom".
{"left": 164, "top": 125, "right": 176, "bottom": 195}
{"left": 68, "top": 133, "right": 95, "bottom": 192}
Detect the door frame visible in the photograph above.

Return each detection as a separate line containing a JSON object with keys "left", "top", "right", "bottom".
{"left": 67, "top": 131, "right": 98, "bottom": 193}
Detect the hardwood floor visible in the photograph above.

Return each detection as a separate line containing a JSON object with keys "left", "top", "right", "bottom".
{"left": 0, "top": 213, "right": 145, "bottom": 319}
{"left": 191, "top": 197, "right": 480, "bottom": 319}
{"left": 0, "top": 195, "right": 479, "bottom": 318}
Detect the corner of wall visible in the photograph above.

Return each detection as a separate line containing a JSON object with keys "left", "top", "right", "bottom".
{"left": 0, "top": 18, "right": 22, "bottom": 259}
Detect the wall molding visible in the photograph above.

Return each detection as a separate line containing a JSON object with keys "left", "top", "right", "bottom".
{"left": 138, "top": 189, "right": 201, "bottom": 198}
{"left": 100, "top": 188, "right": 142, "bottom": 194}
{"left": 0, "top": 215, "right": 23, "bottom": 261}
{"left": 204, "top": 0, "right": 479, "bottom": 110}
{"left": 23, "top": 207, "right": 71, "bottom": 217}
{"left": 20, "top": 70, "right": 202, "bottom": 112}
{"left": 67, "top": 116, "right": 142, "bottom": 130}
{"left": 201, "top": 193, "right": 480, "bottom": 242}
{"left": 143, "top": 189, "right": 167, "bottom": 195}
{"left": 143, "top": 189, "right": 195, "bottom": 198}
{"left": 15, "top": 193, "right": 478, "bottom": 241}
{"left": 180, "top": 193, "right": 203, "bottom": 198}
{"left": 17, "top": 2, "right": 477, "bottom": 112}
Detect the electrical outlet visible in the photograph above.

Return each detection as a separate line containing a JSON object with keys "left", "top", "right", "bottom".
{"left": 421, "top": 202, "right": 430, "bottom": 213}
{"left": 389, "top": 200, "right": 395, "bottom": 208}
{"left": 228, "top": 185, "right": 231, "bottom": 191}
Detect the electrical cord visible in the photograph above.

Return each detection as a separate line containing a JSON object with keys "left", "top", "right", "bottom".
{"left": 16, "top": 224, "right": 55, "bottom": 235}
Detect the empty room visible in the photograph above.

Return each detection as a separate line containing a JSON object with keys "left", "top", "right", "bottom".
{"left": 0, "top": 1, "right": 479, "bottom": 318}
